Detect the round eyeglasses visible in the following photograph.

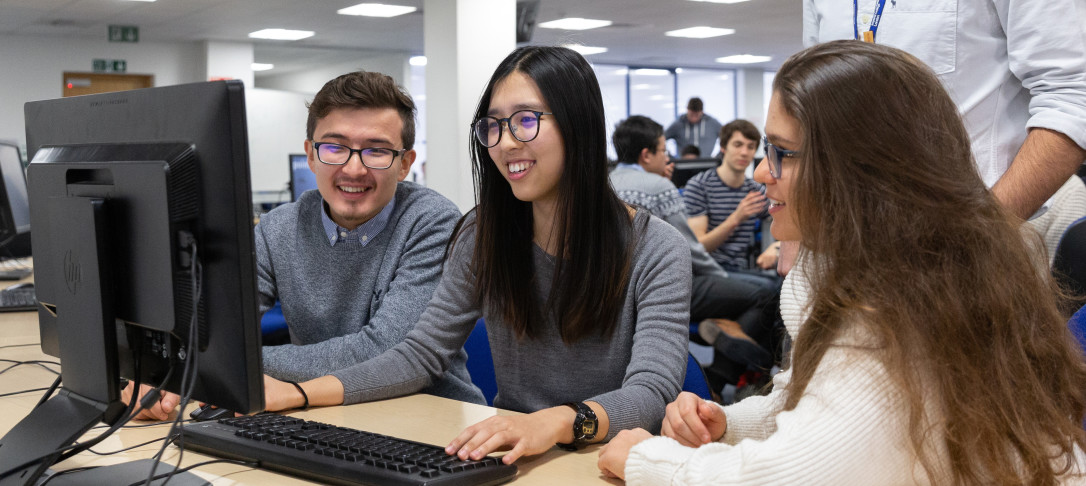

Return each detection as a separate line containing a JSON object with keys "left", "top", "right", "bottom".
{"left": 472, "top": 110, "right": 553, "bottom": 148}
{"left": 761, "top": 136, "right": 798, "bottom": 179}
{"left": 311, "top": 142, "right": 407, "bottom": 169}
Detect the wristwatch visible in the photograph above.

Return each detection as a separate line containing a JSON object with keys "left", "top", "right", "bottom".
{"left": 556, "top": 402, "right": 598, "bottom": 451}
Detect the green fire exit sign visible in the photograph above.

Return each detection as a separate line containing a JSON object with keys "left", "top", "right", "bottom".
{"left": 108, "top": 25, "right": 139, "bottom": 43}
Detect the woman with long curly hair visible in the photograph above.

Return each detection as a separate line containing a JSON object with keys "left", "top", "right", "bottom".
{"left": 599, "top": 40, "right": 1086, "bottom": 485}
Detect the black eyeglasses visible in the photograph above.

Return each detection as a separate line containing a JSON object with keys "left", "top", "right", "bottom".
{"left": 472, "top": 110, "right": 553, "bottom": 148}
{"left": 762, "top": 136, "right": 798, "bottom": 179}
{"left": 311, "top": 142, "right": 407, "bottom": 169}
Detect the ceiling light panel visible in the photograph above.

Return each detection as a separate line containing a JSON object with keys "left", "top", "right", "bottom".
{"left": 337, "top": 3, "right": 418, "bottom": 17}
{"left": 665, "top": 26, "right": 735, "bottom": 38}
{"left": 538, "top": 18, "right": 613, "bottom": 30}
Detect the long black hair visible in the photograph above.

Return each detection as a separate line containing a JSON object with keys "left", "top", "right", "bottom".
{"left": 454, "top": 46, "right": 637, "bottom": 343}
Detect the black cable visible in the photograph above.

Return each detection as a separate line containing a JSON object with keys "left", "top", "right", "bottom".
{"left": 89, "top": 435, "right": 169, "bottom": 455}
{"left": 126, "top": 458, "right": 258, "bottom": 486}
{"left": 0, "top": 342, "right": 40, "bottom": 350}
{"left": 0, "top": 386, "right": 50, "bottom": 398}
{"left": 0, "top": 359, "right": 61, "bottom": 376}
{"left": 34, "top": 375, "right": 62, "bottom": 408}
{"left": 145, "top": 243, "right": 203, "bottom": 486}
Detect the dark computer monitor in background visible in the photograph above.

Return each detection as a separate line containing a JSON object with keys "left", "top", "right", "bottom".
{"left": 0, "top": 81, "right": 264, "bottom": 484}
{"left": 289, "top": 153, "right": 316, "bottom": 201}
{"left": 0, "top": 142, "right": 31, "bottom": 257}
{"left": 671, "top": 158, "right": 719, "bottom": 189}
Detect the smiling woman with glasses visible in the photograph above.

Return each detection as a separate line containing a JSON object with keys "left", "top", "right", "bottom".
{"left": 272, "top": 45, "right": 692, "bottom": 467}
{"left": 471, "top": 110, "right": 553, "bottom": 147}
{"left": 599, "top": 40, "right": 1086, "bottom": 485}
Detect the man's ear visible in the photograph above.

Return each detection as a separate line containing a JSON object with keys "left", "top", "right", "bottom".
{"left": 638, "top": 147, "right": 651, "bottom": 166}
{"left": 396, "top": 150, "right": 417, "bottom": 182}
{"left": 305, "top": 139, "right": 317, "bottom": 173}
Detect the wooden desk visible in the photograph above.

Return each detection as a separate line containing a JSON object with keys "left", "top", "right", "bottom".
{"left": 0, "top": 309, "right": 619, "bottom": 485}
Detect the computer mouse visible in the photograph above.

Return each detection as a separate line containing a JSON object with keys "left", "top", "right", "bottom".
{"left": 189, "top": 404, "right": 235, "bottom": 422}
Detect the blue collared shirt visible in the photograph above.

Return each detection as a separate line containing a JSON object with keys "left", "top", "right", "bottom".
{"left": 616, "top": 162, "right": 645, "bottom": 172}
{"left": 320, "top": 197, "right": 396, "bottom": 247}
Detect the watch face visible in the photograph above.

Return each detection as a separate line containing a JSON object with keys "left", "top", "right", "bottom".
{"left": 581, "top": 418, "right": 598, "bottom": 437}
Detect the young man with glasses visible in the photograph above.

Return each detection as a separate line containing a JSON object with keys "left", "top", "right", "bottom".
{"left": 126, "top": 71, "right": 483, "bottom": 419}
{"left": 253, "top": 71, "right": 483, "bottom": 409}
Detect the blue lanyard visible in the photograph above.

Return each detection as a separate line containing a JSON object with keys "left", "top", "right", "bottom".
{"left": 853, "top": 0, "right": 889, "bottom": 42}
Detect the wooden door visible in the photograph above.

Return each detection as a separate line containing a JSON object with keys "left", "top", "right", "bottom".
{"left": 62, "top": 72, "right": 154, "bottom": 97}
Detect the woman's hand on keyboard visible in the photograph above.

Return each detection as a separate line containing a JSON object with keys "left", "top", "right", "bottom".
{"left": 445, "top": 406, "right": 570, "bottom": 464}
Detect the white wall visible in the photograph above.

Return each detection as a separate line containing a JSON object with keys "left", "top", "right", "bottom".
{"left": 246, "top": 88, "right": 310, "bottom": 196}
{"left": 256, "top": 53, "right": 410, "bottom": 94}
{"left": 0, "top": 33, "right": 204, "bottom": 150}
{"left": 0, "top": 33, "right": 411, "bottom": 199}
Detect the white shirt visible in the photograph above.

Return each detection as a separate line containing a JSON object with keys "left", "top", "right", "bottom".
{"left": 803, "top": 0, "right": 1086, "bottom": 189}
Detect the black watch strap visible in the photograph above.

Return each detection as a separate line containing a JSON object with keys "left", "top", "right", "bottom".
{"left": 555, "top": 402, "right": 598, "bottom": 451}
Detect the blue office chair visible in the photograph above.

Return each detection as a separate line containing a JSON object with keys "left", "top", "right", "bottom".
{"left": 464, "top": 319, "right": 498, "bottom": 406}
{"left": 683, "top": 352, "right": 713, "bottom": 400}
{"left": 1054, "top": 216, "right": 1086, "bottom": 299}
{"left": 1071, "top": 306, "right": 1086, "bottom": 355}
{"left": 260, "top": 301, "right": 290, "bottom": 346}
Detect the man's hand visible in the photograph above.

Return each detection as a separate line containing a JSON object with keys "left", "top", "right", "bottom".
{"left": 597, "top": 428, "right": 654, "bottom": 480}
{"left": 728, "top": 191, "right": 768, "bottom": 223}
{"left": 663, "top": 162, "right": 675, "bottom": 180}
{"left": 660, "top": 391, "right": 727, "bottom": 447}
{"left": 756, "top": 243, "right": 780, "bottom": 270}
{"left": 121, "top": 382, "right": 179, "bottom": 421}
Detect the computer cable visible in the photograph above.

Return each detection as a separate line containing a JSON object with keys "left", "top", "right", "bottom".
{"left": 144, "top": 242, "right": 203, "bottom": 486}
{"left": 0, "top": 359, "right": 60, "bottom": 376}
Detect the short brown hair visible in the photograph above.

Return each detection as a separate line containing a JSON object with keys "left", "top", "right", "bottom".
{"left": 719, "top": 119, "right": 760, "bottom": 146}
{"left": 306, "top": 71, "right": 416, "bottom": 149}
{"left": 686, "top": 97, "right": 703, "bottom": 112}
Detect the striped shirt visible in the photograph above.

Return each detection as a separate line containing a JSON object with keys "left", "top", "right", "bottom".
{"left": 682, "top": 168, "right": 767, "bottom": 270}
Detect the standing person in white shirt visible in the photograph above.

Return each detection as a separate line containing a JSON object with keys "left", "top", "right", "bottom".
{"left": 597, "top": 41, "right": 1086, "bottom": 486}
{"left": 803, "top": 0, "right": 1086, "bottom": 221}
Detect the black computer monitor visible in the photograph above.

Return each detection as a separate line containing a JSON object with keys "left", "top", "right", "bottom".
{"left": 0, "top": 142, "right": 31, "bottom": 257}
{"left": 0, "top": 81, "right": 264, "bottom": 484}
{"left": 289, "top": 153, "right": 316, "bottom": 201}
{"left": 671, "top": 157, "right": 719, "bottom": 189}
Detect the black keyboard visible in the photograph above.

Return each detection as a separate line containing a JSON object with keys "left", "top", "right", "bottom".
{"left": 0, "top": 286, "right": 36, "bottom": 312}
{"left": 177, "top": 414, "right": 518, "bottom": 486}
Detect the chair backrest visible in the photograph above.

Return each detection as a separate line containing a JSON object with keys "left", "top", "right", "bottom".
{"left": 464, "top": 319, "right": 498, "bottom": 406}
{"left": 1070, "top": 306, "right": 1086, "bottom": 353}
{"left": 1054, "top": 216, "right": 1086, "bottom": 301}
{"left": 682, "top": 352, "right": 713, "bottom": 400}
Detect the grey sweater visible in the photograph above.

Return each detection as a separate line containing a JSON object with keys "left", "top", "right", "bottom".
{"left": 255, "top": 183, "right": 483, "bottom": 404}
{"left": 610, "top": 165, "right": 729, "bottom": 280}
{"left": 331, "top": 210, "right": 692, "bottom": 440}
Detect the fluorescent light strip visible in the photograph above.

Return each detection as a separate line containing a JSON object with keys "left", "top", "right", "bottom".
{"left": 716, "top": 54, "right": 772, "bottom": 64}
{"left": 248, "top": 29, "right": 314, "bottom": 41}
{"left": 337, "top": 3, "right": 417, "bottom": 17}
{"left": 409, "top": 56, "right": 427, "bottom": 66}
{"left": 251, "top": 63, "right": 274, "bottom": 72}
{"left": 562, "top": 44, "right": 608, "bottom": 55}
{"left": 666, "top": 26, "right": 735, "bottom": 39}
{"left": 689, "top": 0, "right": 752, "bottom": 3}
{"left": 538, "top": 17, "right": 612, "bottom": 30}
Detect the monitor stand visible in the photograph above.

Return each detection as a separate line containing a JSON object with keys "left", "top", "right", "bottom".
{"left": 42, "top": 459, "right": 211, "bottom": 486}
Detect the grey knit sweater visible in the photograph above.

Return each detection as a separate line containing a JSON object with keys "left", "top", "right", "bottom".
{"left": 330, "top": 210, "right": 692, "bottom": 440}
{"left": 254, "top": 183, "right": 483, "bottom": 404}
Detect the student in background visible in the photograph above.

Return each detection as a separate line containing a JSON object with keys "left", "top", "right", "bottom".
{"left": 598, "top": 41, "right": 1086, "bottom": 484}
{"left": 683, "top": 119, "right": 779, "bottom": 289}
{"left": 610, "top": 115, "right": 777, "bottom": 393}
{"left": 665, "top": 97, "right": 722, "bottom": 159}
{"left": 260, "top": 46, "right": 691, "bottom": 465}
{"left": 679, "top": 144, "right": 700, "bottom": 160}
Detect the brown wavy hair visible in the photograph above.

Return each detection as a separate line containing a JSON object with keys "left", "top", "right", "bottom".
{"left": 776, "top": 41, "right": 1086, "bottom": 484}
